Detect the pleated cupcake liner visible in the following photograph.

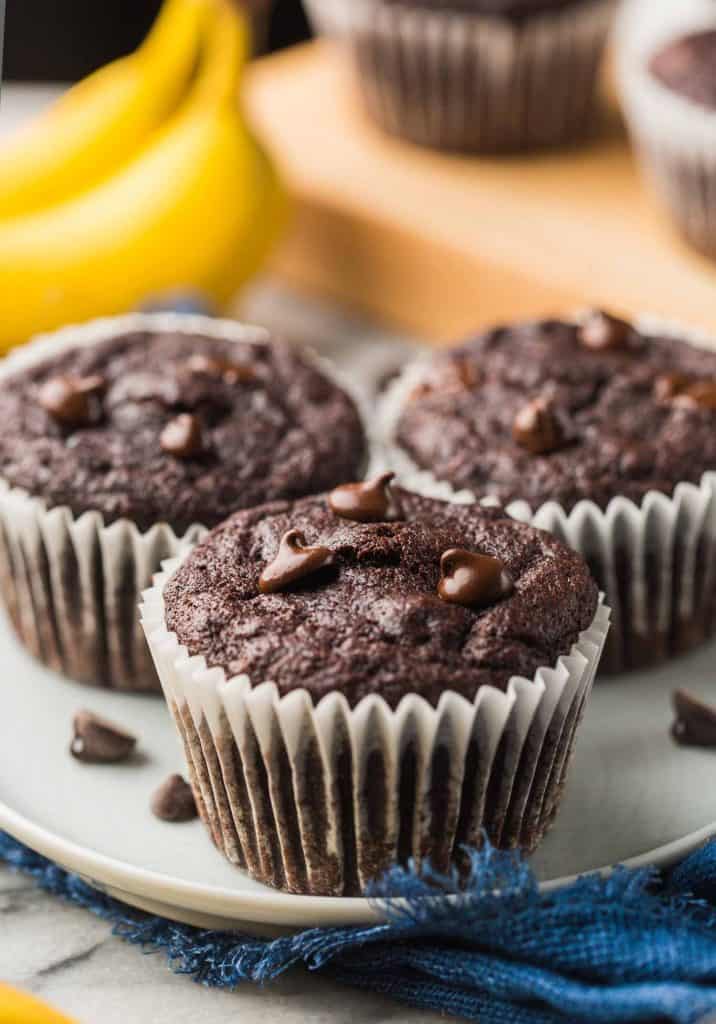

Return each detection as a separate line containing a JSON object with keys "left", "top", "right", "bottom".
{"left": 377, "top": 317, "right": 716, "bottom": 674}
{"left": 141, "top": 553, "right": 609, "bottom": 896}
{"left": 617, "top": 0, "right": 716, "bottom": 260}
{"left": 305, "top": 0, "right": 615, "bottom": 153}
{"left": 0, "top": 312, "right": 369, "bottom": 693}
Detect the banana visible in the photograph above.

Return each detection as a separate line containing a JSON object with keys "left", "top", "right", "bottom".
{"left": 0, "top": 0, "right": 284, "bottom": 350}
{"left": 0, "top": 0, "right": 207, "bottom": 218}
{"left": 0, "top": 983, "right": 77, "bottom": 1024}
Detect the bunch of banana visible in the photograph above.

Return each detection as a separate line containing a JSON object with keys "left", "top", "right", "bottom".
{"left": 0, "top": 0, "right": 285, "bottom": 352}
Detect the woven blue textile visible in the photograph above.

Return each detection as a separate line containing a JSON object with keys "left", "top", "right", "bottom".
{"left": 3, "top": 832, "right": 716, "bottom": 1023}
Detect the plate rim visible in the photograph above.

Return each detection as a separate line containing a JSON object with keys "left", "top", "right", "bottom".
{"left": 2, "top": 797, "right": 714, "bottom": 929}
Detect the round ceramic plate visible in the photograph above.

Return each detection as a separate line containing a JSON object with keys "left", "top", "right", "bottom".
{"left": 1, "top": 612, "right": 715, "bottom": 932}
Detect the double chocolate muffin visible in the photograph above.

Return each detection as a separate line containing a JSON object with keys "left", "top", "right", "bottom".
{"left": 307, "top": 0, "right": 615, "bottom": 152}
{"left": 0, "top": 314, "right": 366, "bottom": 690}
{"left": 619, "top": 15, "right": 716, "bottom": 260}
{"left": 387, "top": 312, "right": 716, "bottom": 671}
{"left": 0, "top": 328, "right": 365, "bottom": 533}
{"left": 145, "top": 480, "right": 607, "bottom": 895}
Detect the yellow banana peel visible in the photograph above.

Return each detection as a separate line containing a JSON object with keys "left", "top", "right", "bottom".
{"left": 0, "top": 0, "right": 285, "bottom": 350}
{"left": 0, "top": 0, "right": 208, "bottom": 218}
{"left": 0, "top": 984, "right": 77, "bottom": 1024}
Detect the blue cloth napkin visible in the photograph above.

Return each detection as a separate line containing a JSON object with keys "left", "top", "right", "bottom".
{"left": 3, "top": 832, "right": 716, "bottom": 1023}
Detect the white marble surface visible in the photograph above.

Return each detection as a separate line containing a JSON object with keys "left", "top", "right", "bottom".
{"left": 0, "top": 862, "right": 437, "bottom": 1024}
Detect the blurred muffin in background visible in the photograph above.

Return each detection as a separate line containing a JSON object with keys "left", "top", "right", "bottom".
{"left": 619, "top": 0, "right": 716, "bottom": 260}
{"left": 304, "top": 0, "right": 616, "bottom": 153}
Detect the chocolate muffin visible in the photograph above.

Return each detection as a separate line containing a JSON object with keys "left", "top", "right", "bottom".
{"left": 619, "top": 14, "right": 716, "bottom": 259}
{"left": 306, "top": 0, "right": 614, "bottom": 152}
{"left": 143, "top": 481, "right": 608, "bottom": 895}
{"left": 0, "top": 313, "right": 366, "bottom": 691}
{"left": 386, "top": 312, "right": 716, "bottom": 672}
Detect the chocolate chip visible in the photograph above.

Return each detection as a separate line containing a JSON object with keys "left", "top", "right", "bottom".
{"left": 70, "top": 710, "right": 136, "bottom": 764}
{"left": 674, "top": 380, "right": 716, "bottom": 411}
{"left": 186, "top": 353, "right": 255, "bottom": 384}
{"left": 259, "top": 529, "right": 333, "bottom": 594}
{"left": 513, "top": 398, "right": 565, "bottom": 455}
{"left": 151, "top": 773, "right": 198, "bottom": 822}
{"left": 160, "top": 413, "right": 203, "bottom": 458}
{"left": 329, "top": 472, "right": 397, "bottom": 523}
{"left": 409, "top": 357, "right": 480, "bottom": 402}
{"left": 671, "top": 689, "right": 716, "bottom": 748}
{"left": 438, "top": 548, "right": 513, "bottom": 609}
{"left": 654, "top": 373, "right": 690, "bottom": 401}
{"left": 578, "top": 310, "right": 632, "bottom": 352}
{"left": 38, "top": 375, "right": 106, "bottom": 427}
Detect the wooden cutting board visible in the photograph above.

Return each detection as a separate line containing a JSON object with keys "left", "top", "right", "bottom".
{"left": 245, "top": 40, "right": 716, "bottom": 344}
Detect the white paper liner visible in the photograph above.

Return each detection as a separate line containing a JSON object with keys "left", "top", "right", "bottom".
{"left": 141, "top": 551, "right": 609, "bottom": 896}
{"left": 377, "top": 315, "right": 716, "bottom": 674}
{"left": 305, "top": 0, "right": 614, "bottom": 152}
{"left": 617, "top": 0, "right": 716, "bottom": 258}
{"left": 0, "top": 312, "right": 370, "bottom": 692}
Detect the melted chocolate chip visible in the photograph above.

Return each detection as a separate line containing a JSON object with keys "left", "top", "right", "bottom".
{"left": 654, "top": 373, "right": 690, "bottom": 401}
{"left": 160, "top": 413, "right": 203, "bottom": 458}
{"left": 70, "top": 710, "right": 136, "bottom": 764}
{"left": 329, "top": 472, "right": 396, "bottom": 523}
{"left": 186, "top": 353, "right": 255, "bottom": 384}
{"left": 259, "top": 529, "right": 332, "bottom": 594}
{"left": 438, "top": 548, "right": 513, "bottom": 609}
{"left": 674, "top": 380, "right": 716, "bottom": 411}
{"left": 671, "top": 689, "right": 716, "bottom": 747}
{"left": 38, "top": 375, "right": 106, "bottom": 427}
{"left": 578, "top": 310, "right": 633, "bottom": 352}
{"left": 151, "top": 773, "right": 198, "bottom": 822}
{"left": 513, "top": 398, "right": 565, "bottom": 455}
{"left": 410, "top": 357, "right": 480, "bottom": 402}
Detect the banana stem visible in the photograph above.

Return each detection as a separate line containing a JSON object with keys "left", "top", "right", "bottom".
{"left": 191, "top": 0, "right": 249, "bottom": 107}
{"left": 140, "top": 0, "right": 210, "bottom": 62}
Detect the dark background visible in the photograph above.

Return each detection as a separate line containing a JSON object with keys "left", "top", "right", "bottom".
{"left": 3, "top": 0, "right": 311, "bottom": 81}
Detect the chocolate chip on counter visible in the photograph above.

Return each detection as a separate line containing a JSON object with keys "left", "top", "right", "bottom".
{"left": 186, "top": 353, "right": 255, "bottom": 384}
{"left": 577, "top": 310, "right": 632, "bottom": 352}
{"left": 160, "top": 413, "right": 203, "bottom": 458}
{"left": 654, "top": 373, "right": 690, "bottom": 401}
{"left": 259, "top": 529, "right": 333, "bottom": 594}
{"left": 151, "top": 773, "right": 198, "bottom": 822}
{"left": 671, "top": 689, "right": 716, "bottom": 748}
{"left": 512, "top": 397, "right": 565, "bottom": 455}
{"left": 438, "top": 548, "right": 514, "bottom": 609}
{"left": 38, "top": 375, "right": 106, "bottom": 427}
{"left": 70, "top": 710, "right": 137, "bottom": 764}
{"left": 329, "top": 472, "right": 397, "bottom": 523}
{"left": 674, "top": 380, "right": 716, "bottom": 411}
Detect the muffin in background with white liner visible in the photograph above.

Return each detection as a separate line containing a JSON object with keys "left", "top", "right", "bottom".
{"left": 0, "top": 313, "right": 367, "bottom": 692}
{"left": 141, "top": 482, "right": 608, "bottom": 896}
{"left": 618, "top": 0, "right": 716, "bottom": 259}
{"left": 380, "top": 311, "right": 716, "bottom": 674}
{"left": 304, "top": 0, "right": 616, "bottom": 153}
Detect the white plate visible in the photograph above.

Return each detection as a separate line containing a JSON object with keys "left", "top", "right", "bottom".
{"left": 1, "top": 612, "right": 715, "bottom": 932}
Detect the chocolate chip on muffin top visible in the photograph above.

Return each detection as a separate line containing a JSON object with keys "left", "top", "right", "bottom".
{"left": 0, "top": 329, "right": 366, "bottom": 533}
{"left": 163, "top": 487, "right": 598, "bottom": 709}
{"left": 649, "top": 29, "right": 716, "bottom": 110}
{"left": 394, "top": 314, "right": 716, "bottom": 511}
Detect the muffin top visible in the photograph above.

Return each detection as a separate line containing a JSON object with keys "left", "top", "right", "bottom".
{"left": 393, "top": 313, "right": 716, "bottom": 512}
{"left": 163, "top": 483, "right": 598, "bottom": 708}
{"left": 0, "top": 329, "right": 366, "bottom": 533}
{"left": 382, "top": 0, "right": 584, "bottom": 18}
{"left": 649, "top": 29, "right": 716, "bottom": 110}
